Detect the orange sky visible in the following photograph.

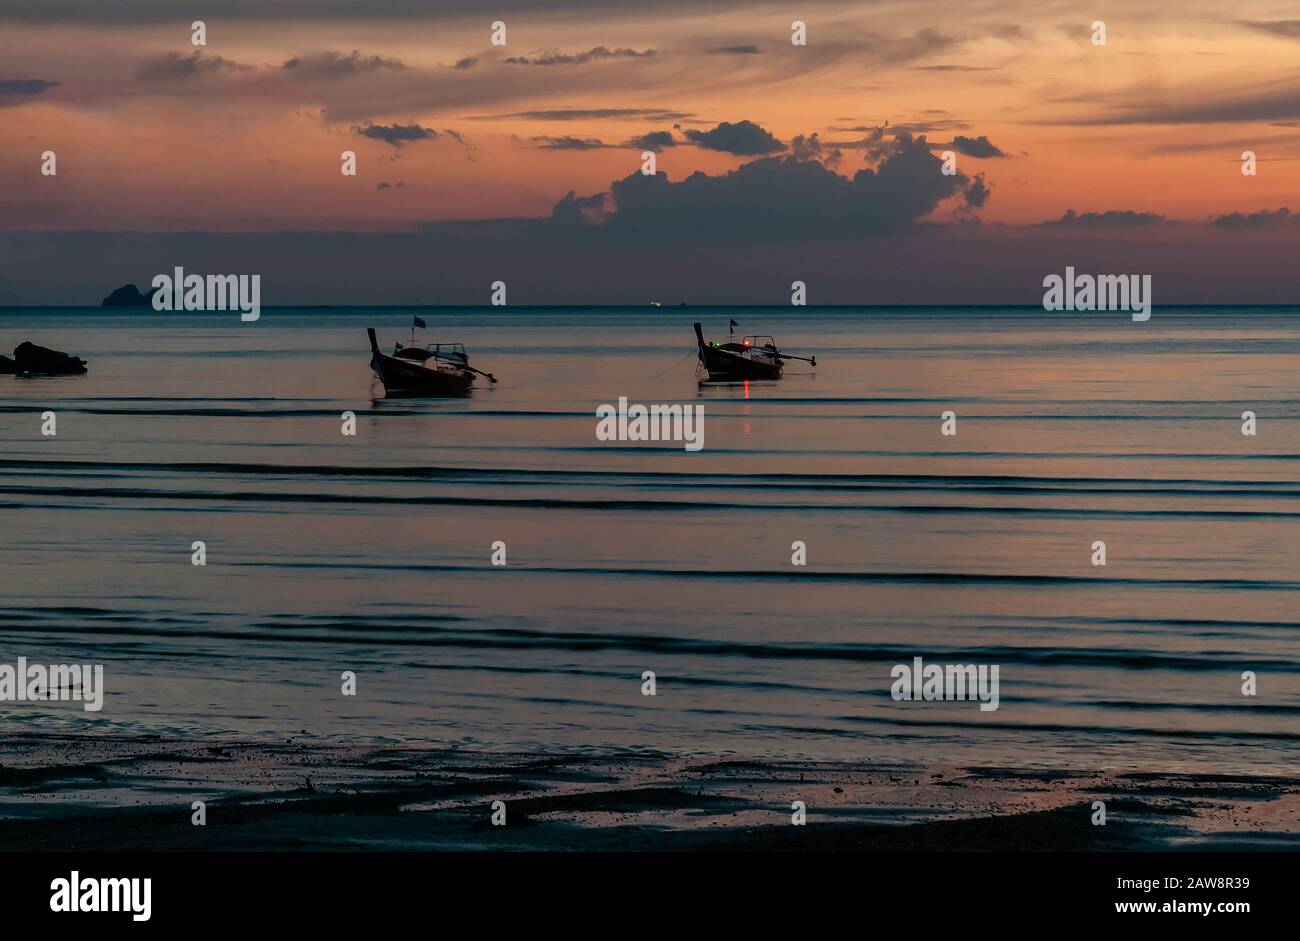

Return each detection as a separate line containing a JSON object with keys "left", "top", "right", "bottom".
{"left": 3, "top": 0, "right": 1300, "bottom": 233}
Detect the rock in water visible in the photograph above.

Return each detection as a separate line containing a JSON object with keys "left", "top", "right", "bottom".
{"left": 100, "top": 283, "right": 159, "bottom": 307}
{"left": 0, "top": 354, "right": 16, "bottom": 375}
{"left": 13, "top": 342, "right": 88, "bottom": 375}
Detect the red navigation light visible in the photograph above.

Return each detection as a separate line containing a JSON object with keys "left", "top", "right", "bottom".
{"left": 743, "top": 339, "right": 751, "bottom": 346}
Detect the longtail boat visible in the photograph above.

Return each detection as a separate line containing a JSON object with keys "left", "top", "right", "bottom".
{"left": 367, "top": 327, "right": 495, "bottom": 397}
{"left": 693, "top": 321, "right": 815, "bottom": 382}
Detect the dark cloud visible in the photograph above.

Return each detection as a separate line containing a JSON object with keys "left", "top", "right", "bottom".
{"left": 471, "top": 107, "right": 691, "bottom": 122}
{"left": 1050, "top": 84, "right": 1300, "bottom": 125}
{"left": 504, "top": 46, "right": 655, "bottom": 66}
{"left": 137, "top": 51, "right": 252, "bottom": 80}
{"left": 629, "top": 130, "right": 676, "bottom": 151}
{"left": 708, "top": 45, "right": 760, "bottom": 54}
{"left": 789, "top": 132, "right": 842, "bottom": 167}
{"left": 453, "top": 56, "right": 477, "bottom": 70}
{"left": 948, "top": 134, "right": 1007, "bottom": 158}
{"left": 550, "top": 190, "right": 608, "bottom": 228}
{"left": 0, "top": 78, "right": 60, "bottom": 96}
{"left": 1239, "top": 21, "right": 1300, "bottom": 39}
{"left": 963, "top": 174, "right": 990, "bottom": 209}
{"left": 377, "top": 180, "right": 408, "bottom": 190}
{"left": 1045, "top": 209, "right": 1166, "bottom": 227}
{"left": 530, "top": 135, "right": 609, "bottom": 149}
{"left": 683, "top": 119, "right": 783, "bottom": 155}
{"left": 9, "top": 220, "right": 1300, "bottom": 307}
{"left": 1210, "top": 207, "right": 1295, "bottom": 228}
{"left": 353, "top": 121, "right": 439, "bottom": 146}
{"left": 282, "top": 50, "right": 409, "bottom": 76}
{"left": 551, "top": 132, "right": 985, "bottom": 241}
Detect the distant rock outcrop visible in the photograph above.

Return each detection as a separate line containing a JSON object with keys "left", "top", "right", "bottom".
{"left": 12, "top": 342, "right": 88, "bottom": 375}
{"left": 100, "top": 283, "right": 159, "bottom": 307}
{"left": 0, "top": 354, "right": 15, "bottom": 374}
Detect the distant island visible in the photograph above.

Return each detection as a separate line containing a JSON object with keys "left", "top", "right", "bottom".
{"left": 100, "top": 283, "right": 160, "bottom": 307}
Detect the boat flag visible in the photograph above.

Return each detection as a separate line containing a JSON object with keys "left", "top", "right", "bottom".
{"left": 413, "top": 315, "right": 427, "bottom": 329}
{"left": 729, "top": 319, "right": 738, "bottom": 335}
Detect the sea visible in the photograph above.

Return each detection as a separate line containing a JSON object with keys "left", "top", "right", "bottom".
{"left": 1, "top": 306, "right": 1297, "bottom": 775}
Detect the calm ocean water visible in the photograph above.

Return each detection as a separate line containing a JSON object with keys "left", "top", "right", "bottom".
{"left": 2, "top": 306, "right": 1297, "bottom": 774}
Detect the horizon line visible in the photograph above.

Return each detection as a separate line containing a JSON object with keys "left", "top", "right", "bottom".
{"left": 5, "top": 303, "right": 1300, "bottom": 311}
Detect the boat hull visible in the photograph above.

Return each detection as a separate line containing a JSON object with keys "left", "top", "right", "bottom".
{"left": 698, "top": 346, "right": 782, "bottom": 380}
{"left": 694, "top": 323, "right": 783, "bottom": 381}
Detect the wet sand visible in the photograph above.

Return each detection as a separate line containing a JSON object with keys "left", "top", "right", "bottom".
{"left": 1, "top": 734, "right": 1295, "bottom": 851}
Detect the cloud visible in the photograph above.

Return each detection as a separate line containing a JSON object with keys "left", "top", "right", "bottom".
{"left": 1044, "top": 209, "right": 1166, "bottom": 227}
{"left": 0, "top": 78, "right": 60, "bottom": 96}
{"left": 830, "top": 118, "right": 971, "bottom": 136}
{"left": 471, "top": 107, "right": 691, "bottom": 121}
{"left": 353, "top": 121, "right": 439, "bottom": 146}
{"left": 1049, "top": 81, "right": 1300, "bottom": 125}
{"left": 1239, "top": 21, "right": 1300, "bottom": 39}
{"left": 530, "top": 135, "right": 609, "bottom": 149}
{"left": 948, "top": 134, "right": 1007, "bottom": 158}
{"left": 550, "top": 190, "right": 608, "bottom": 228}
{"left": 1146, "top": 132, "right": 1300, "bottom": 155}
{"left": 10, "top": 220, "right": 1300, "bottom": 307}
{"left": 683, "top": 119, "right": 783, "bottom": 155}
{"left": 963, "top": 174, "right": 990, "bottom": 209}
{"left": 376, "top": 180, "right": 408, "bottom": 190}
{"left": 454, "top": 56, "right": 477, "bottom": 70}
{"left": 551, "top": 131, "right": 986, "bottom": 241}
{"left": 629, "top": 130, "right": 676, "bottom": 151}
{"left": 504, "top": 46, "right": 656, "bottom": 66}
{"left": 708, "top": 45, "right": 760, "bottom": 54}
{"left": 282, "top": 50, "right": 409, "bottom": 76}
{"left": 866, "top": 28, "right": 961, "bottom": 65}
{"left": 993, "top": 25, "right": 1031, "bottom": 41}
{"left": 1210, "top": 207, "right": 1295, "bottom": 228}
{"left": 137, "top": 51, "right": 252, "bottom": 79}
{"left": 0, "top": 0, "right": 737, "bottom": 25}
{"left": 910, "top": 65, "right": 999, "bottom": 72}
{"left": 0, "top": 78, "right": 61, "bottom": 108}
{"left": 789, "top": 132, "right": 842, "bottom": 167}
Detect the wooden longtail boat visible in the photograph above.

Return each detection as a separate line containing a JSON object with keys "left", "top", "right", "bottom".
{"left": 693, "top": 322, "right": 815, "bottom": 382}
{"left": 367, "top": 328, "right": 494, "bottom": 397}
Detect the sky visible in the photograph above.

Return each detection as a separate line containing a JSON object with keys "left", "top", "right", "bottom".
{"left": 2, "top": 0, "right": 1300, "bottom": 304}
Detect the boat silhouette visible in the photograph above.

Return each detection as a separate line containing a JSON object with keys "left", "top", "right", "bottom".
{"left": 367, "top": 327, "right": 495, "bottom": 397}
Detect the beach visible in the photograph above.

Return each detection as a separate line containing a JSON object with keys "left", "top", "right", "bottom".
{"left": 2, "top": 734, "right": 1296, "bottom": 851}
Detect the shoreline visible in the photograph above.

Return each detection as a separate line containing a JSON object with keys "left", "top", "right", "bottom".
{"left": 1, "top": 735, "right": 1295, "bottom": 851}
